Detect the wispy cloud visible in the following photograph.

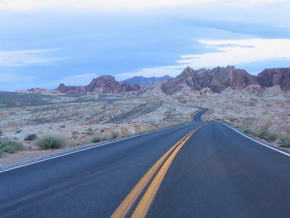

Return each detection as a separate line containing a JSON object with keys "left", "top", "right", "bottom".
{"left": 0, "top": 49, "right": 65, "bottom": 67}
{"left": 1, "top": 0, "right": 290, "bottom": 91}
{"left": 0, "top": 0, "right": 192, "bottom": 12}
{"left": 117, "top": 38, "right": 290, "bottom": 78}
{"left": 178, "top": 38, "right": 290, "bottom": 67}
{"left": 0, "top": 0, "right": 288, "bottom": 12}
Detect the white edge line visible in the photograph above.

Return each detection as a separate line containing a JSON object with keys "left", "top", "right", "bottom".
{"left": 223, "top": 123, "right": 290, "bottom": 157}
{"left": 0, "top": 124, "right": 190, "bottom": 174}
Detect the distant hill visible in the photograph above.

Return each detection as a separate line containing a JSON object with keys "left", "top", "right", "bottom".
{"left": 57, "top": 75, "right": 140, "bottom": 94}
{"left": 121, "top": 75, "right": 171, "bottom": 86}
{"left": 0, "top": 91, "right": 54, "bottom": 108}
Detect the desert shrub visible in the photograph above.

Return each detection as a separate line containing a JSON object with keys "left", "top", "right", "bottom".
{"left": 86, "top": 128, "right": 94, "bottom": 135}
{"left": 72, "top": 131, "right": 79, "bottom": 135}
{"left": 249, "top": 130, "right": 260, "bottom": 137}
{"left": 240, "top": 128, "right": 277, "bottom": 142}
{"left": 256, "top": 130, "right": 277, "bottom": 142}
{"left": 0, "top": 130, "right": 2, "bottom": 137}
{"left": 60, "top": 125, "right": 66, "bottom": 128}
{"left": 111, "top": 131, "right": 119, "bottom": 139}
{"left": 16, "top": 128, "right": 22, "bottom": 134}
{"left": 0, "top": 140, "right": 23, "bottom": 156}
{"left": 242, "top": 128, "right": 260, "bottom": 137}
{"left": 25, "top": 134, "right": 37, "bottom": 141}
{"left": 280, "top": 137, "right": 290, "bottom": 147}
{"left": 36, "top": 135, "right": 66, "bottom": 150}
{"left": 91, "top": 136, "right": 103, "bottom": 143}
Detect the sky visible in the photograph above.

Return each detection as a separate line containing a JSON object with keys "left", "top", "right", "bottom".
{"left": 0, "top": 0, "right": 290, "bottom": 90}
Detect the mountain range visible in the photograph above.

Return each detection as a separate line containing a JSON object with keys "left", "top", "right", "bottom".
{"left": 55, "top": 66, "right": 290, "bottom": 95}
{"left": 161, "top": 66, "right": 290, "bottom": 94}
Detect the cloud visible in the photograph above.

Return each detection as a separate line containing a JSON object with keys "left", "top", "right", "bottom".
{"left": 178, "top": 39, "right": 290, "bottom": 68}
{"left": 0, "top": 49, "right": 65, "bottom": 67}
{"left": 0, "top": 0, "right": 192, "bottom": 12}
{"left": 0, "top": 0, "right": 288, "bottom": 12}
{"left": 117, "top": 38, "right": 290, "bottom": 78}
{"left": 213, "top": 44, "right": 255, "bottom": 48}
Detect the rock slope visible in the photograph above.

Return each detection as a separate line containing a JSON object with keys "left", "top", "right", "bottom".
{"left": 161, "top": 66, "right": 290, "bottom": 94}
{"left": 161, "top": 66, "right": 257, "bottom": 94}
{"left": 258, "top": 68, "right": 290, "bottom": 91}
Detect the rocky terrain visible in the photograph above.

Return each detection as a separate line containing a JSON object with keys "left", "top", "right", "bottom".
{"left": 168, "top": 85, "right": 290, "bottom": 136}
{"left": 144, "top": 66, "right": 290, "bottom": 146}
{"left": 257, "top": 68, "right": 290, "bottom": 91}
{"left": 161, "top": 66, "right": 290, "bottom": 94}
{"left": 0, "top": 91, "right": 198, "bottom": 169}
{"left": 161, "top": 66, "right": 256, "bottom": 94}
{"left": 1, "top": 65, "right": 290, "bottom": 169}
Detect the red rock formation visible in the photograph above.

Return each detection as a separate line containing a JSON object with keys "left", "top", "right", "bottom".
{"left": 257, "top": 68, "right": 290, "bottom": 91}
{"left": 57, "top": 84, "right": 86, "bottom": 94}
{"left": 57, "top": 75, "right": 140, "bottom": 94}
{"left": 161, "top": 66, "right": 257, "bottom": 94}
{"left": 56, "top": 67, "right": 290, "bottom": 95}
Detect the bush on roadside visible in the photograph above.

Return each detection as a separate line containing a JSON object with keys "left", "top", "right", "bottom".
{"left": 280, "top": 137, "right": 290, "bottom": 147}
{"left": 240, "top": 128, "right": 278, "bottom": 142}
{"left": 0, "top": 140, "right": 23, "bottom": 156}
{"left": 241, "top": 128, "right": 259, "bottom": 136}
{"left": 248, "top": 129, "right": 261, "bottom": 138}
{"left": 36, "top": 135, "right": 66, "bottom": 150}
{"left": 256, "top": 130, "right": 278, "bottom": 142}
{"left": 111, "top": 131, "right": 119, "bottom": 139}
{"left": 91, "top": 136, "right": 103, "bottom": 143}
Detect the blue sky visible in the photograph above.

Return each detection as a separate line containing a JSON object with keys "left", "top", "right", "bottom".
{"left": 0, "top": 0, "right": 290, "bottom": 90}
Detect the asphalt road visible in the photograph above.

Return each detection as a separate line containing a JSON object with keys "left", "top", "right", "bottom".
{"left": 1, "top": 109, "right": 290, "bottom": 218}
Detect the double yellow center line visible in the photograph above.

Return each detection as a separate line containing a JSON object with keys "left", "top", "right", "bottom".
{"left": 111, "top": 127, "right": 201, "bottom": 218}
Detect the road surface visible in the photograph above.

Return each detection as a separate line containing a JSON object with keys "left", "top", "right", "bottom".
{"left": 1, "top": 109, "right": 290, "bottom": 218}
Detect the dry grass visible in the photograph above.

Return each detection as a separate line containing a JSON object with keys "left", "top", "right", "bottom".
{"left": 91, "top": 136, "right": 104, "bottom": 143}
{"left": 280, "top": 137, "right": 290, "bottom": 147}
{"left": 36, "top": 135, "right": 66, "bottom": 150}
{"left": 0, "top": 140, "right": 23, "bottom": 157}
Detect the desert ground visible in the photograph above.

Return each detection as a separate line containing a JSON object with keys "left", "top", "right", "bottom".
{"left": 1, "top": 81, "right": 290, "bottom": 170}
{"left": 0, "top": 91, "right": 198, "bottom": 169}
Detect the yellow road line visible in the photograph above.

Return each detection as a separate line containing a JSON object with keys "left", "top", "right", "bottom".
{"left": 111, "top": 129, "right": 194, "bottom": 218}
{"left": 131, "top": 131, "right": 195, "bottom": 218}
